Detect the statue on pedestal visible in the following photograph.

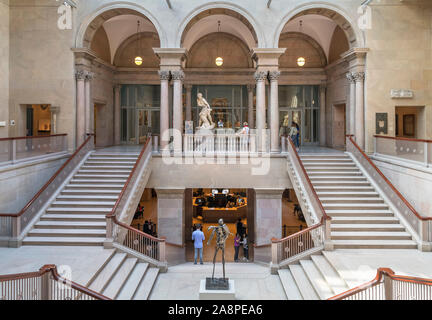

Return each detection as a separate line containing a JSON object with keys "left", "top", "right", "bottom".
{"left": 206, "top": 218, "right": 232, "bottom": 290}
{"left": 197, "top": 93, "right": 215, "bottom": 130}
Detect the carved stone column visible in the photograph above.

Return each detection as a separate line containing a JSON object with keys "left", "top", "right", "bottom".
{"left": 346, "top": 72, "right": 356, "bottom": 136}
{"left": 319, "top": 83, "right": 327, "bottom": 147}
{"left": 269, "top": 71, "right": 280, "bottom": 153}
{"left": 50, "top": 106, "right": 60, "bottom": 135}
{"left": 354, "top": 72, "right": 365, "bottom": 149}
{"left": 114, "top": 84, "right": 121, "bottom": 145}
{"left": 255, "top": 71, "right": 268, "bottom": 151}
{"left": 159, "top": 71, "right": 170, "bottom": 151}
{"left": 247, "top": 84, "right": 255, "bottom": 129}
{"left": 75, "top": 70, "right": 86, "bottom": 146}
{"left": 185, "top": 84, "right": 192, "bottom": 122}
{"left": 172, "top": 70, "right": 185, "bottom": 154}
{"left": 84, "top": 71, "right": 94, "bottom": 134}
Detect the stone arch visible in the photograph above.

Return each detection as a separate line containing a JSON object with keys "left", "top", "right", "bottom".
{"left": 274, "top": 4, "right": 364, "bottom": 49}
{"left": 186, "top": 32, "right": 253, "bottom": 69}
{"left": 176, "top": 2, "right": 265, "bottom": 48}
{"left": 279, "top": 32, "right": 327, "bottom": 68}
{"left": 75, "top": 2, "right": 167, "bottom": 49}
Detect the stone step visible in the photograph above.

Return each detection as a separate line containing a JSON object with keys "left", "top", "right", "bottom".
{"left": 288, "top": 264, "right": 319, "bottom": 300}
{"left": 301, "top": 159, "right": 353, "bottom": 163}
{"left": 314, "top": 186, "right": 375, "bottom": 192}
{"left": 89, "top": 253, "right": 128, "bottom": 293}
{"left": 61, "top": 189, "right": 122, "bottom": 195}
{"left": 310, "top": 255, "right": 349, "bottom": 296}
{"left": 330, "top": 216, "right": 400, "bottom": 224}
{"left": 27, "top": 228, "right": 106, "bottom": 238}
{"left": 332, "top": 239, "right": 418, "bottom": 249}
{"left": 277, "top": 269, "right": 303, "bottom": 300}
{"left": 41, "top": 214, "right": 106, "bottom": 222}
{"left": 331, "top": 224, "right": 405, "bottom": 232}
{"left": 306, "top": 167, "right": 360, "bottom": 172}
{"left": 91, "top": 153, "right": 139, "bottom": 157}
{"left": 50, "top": 201, "right": 115, "bottom": 208}
{"left": 308, "top": 171, "right": 362, "bottom": 176}
{"left": 78, "top": 170, "right": 132, "bottom": 175}
{"left": 34, "top": 221, "right": 106, "bottom": 229}
{"left": 46, "top": 207, "right": 111, "bottom": 214}
{"left": 316, "top": 191, "right": 379, "bottom": 198}
{"left": 56, "top": 195, "right": 119, "bottom": 201}
{"left": 310, "top": 176, "right": 367, "bottom": 181}
{"left": 22, "top": 236, "right": 105, "bottom": 246}
{"left": 299, "top": 260, "right": 334, "bottom": 300}
{"left": 312, "top": 181, "right": 371, "bottom": 186}
{"left": 320, "top": 197, "right": 384, "bottom": 204}
{"left": 304, "top": 162, "right": 356, "bottom": 167}
{"left": 326, "top": 210, "right": 393, "bottom": 217}
{"left": 116, "top": 263, "right": 149, "bottom": 300}
{"left": 102, "top": 258, "right": 138, "bottom": 299}
{"left": 300, "top": 155, "right": 350, "bottom": 159}
{"left": 323, "top": 203, "right": 389, "bottom": 210}
{"left": 74, "top": 174, "right": 130, "bottom": 180}
{"left": 81, "top": 165, "right": 134, "bottom": 170}
{"left": 133, "top": 268, "right": 159, "bottom": 300}
{"left": 331, "top": 231, "right": 412, "bottom": 240}
{"left": 65, "top": 184, "right": 124, "bottom": 190}
{"left": 69, "top": 179, "right": 127, "bottom": 185}
{"left": 88, "top": 157, "right": 138, "bottom": 162}
{"left": 84, "top": 161, "right": 136, "bottom": 166}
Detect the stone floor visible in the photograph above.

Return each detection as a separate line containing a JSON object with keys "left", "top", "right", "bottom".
{"left": 149, "top": 262, "right": 287, "bottom": 300}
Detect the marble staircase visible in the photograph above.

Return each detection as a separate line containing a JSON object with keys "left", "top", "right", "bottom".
{"left": 298, "top": 153, "right": 417, "bottom": 249}
{"left": 22, "top": 152, "right": 140, "bottom": 246}
{"left": 87, "top": 249, "right": 159, "bottom": 300}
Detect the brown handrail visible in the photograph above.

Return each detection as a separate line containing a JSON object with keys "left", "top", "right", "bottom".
{"left": 0, "top": 134, "right": 93, "bottom": 217}
{"left": 0, "top": 134, "right": 67, "bottom": 142}
{"left": 0, "top": 264, "right": 111, "bottom": 300}
{"left": 272, "top": 217, "right": 325, "bottom": 243}
{"left": 288, "top": 137, "right": 331, "bottom": 221}
{"left": 374, "top": 135, "right": 432, "bottom": 144}
{"left": 106, "top": 138, "right": 165, "bottom": 243}
{"left": 347, "top": 135, "right": 432, "bottom": 221}
{"left": 328, "top": 267, "right": 432, "bottom": 300}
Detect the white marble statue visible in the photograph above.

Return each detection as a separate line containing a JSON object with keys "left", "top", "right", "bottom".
{"left": 197, "top": 93, "right": 215, "bottom": 130}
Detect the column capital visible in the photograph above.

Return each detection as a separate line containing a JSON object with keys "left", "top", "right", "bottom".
{"left": 171, "top": 70, "right": 185, "bottom": 81}
{"left": 268, "top": 71, "right": 281, "bottom": 82}
{"left": 247, "top": 84, "right": 255, "bottom": 92}
{"left": 320, "top": 82, "right": 327, "bottom": 90}
{"left": 184, "top": 84, "right": 193, "bottom": 90}
{"left": 75, "top": 70, "right": 86, "bottom": 80}
{"left": 84, "top": 71, "right": 94, "bottom": 81}
{"left": 254, "top": 71, "right": 268, "bottom": 82}
{"left": 114, "top": 84, "right": 122, "bottom": 91}
{"left": 353, "top": 72, "right": 365, "bottom": 82}
{"left": 346, "top": 72, "right": 356, "bottom": 83}
{"left": 158, "top": 70, "right": 171, "bottom": 81}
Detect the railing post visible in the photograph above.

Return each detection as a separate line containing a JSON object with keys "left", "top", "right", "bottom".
{"left": 383, "top": 272, "right": 393, "bottom": 300}
{"left": 104, "top": 217, "right": 114, "bottom": 249}
{"left": 40, "top": 266, "right": 53, "bottom": 300}
{"left": 374, "top": 136, "right": 377, "bottom": 156}
{"left": 10, "top": 140, "right": 16, "bottom": 163}
{"left": 270, "top": 239, "right": 280, "bottom": 274}
{"left": 424, "top": 142, "right": 429, "bottom": 167}
{"left": 159, "top": 239, "right": 166, "bottom": 262}
{"left": 324, "top": 218, "right": 334, "bottom": 251}
{"left": 419, "top": 219, "right": 432, "bottom": 252}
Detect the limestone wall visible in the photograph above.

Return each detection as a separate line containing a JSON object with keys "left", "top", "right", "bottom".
{"left": 0, "top": 0, "right": 9, "bottom": 138}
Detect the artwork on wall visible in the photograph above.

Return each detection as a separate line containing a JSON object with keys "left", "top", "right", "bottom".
{"left": 403, "top": 114, "right": 415, "bottom": 137}
{"left": 376, "top": 113, "right": 388, "bottom": 135}
{"left": 38, "top": 119, "right": 51, "bottom": 132}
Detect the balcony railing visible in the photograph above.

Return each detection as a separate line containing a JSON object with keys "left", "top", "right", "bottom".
{"left": 0, "top": 265, "right": 110, "bottom": 300}
{"left": 329, "top": 268, "right": 432, "bottom": 300}
{"left": 374, "top": 135, "right": 432, "bottom": 167}
{"left": 0, "top": 134, "right": 68, "bottom": 166}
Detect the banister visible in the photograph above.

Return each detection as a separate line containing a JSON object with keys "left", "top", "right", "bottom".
{"left": 0, "top": 133, "right": 67, "bottom": 142}
{"left": 287, "top": 137, "right": 331, "bottom": 222}
{"left": 374, "top": 135, "right": 432, "bottom": 144}
{"left": 113, "top": 219, "right": 165, "bottom": 243}
{"left": 0, "top": 134, "right": 93, "bottom": 218}
{"left": 271, "top": 217, "right": 325, "bottom": 244}
{"left": 347, "top": 135, "right": 432, "bottom": 221}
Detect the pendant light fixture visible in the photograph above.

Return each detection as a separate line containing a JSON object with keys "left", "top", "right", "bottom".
{"left": 134, "top": 20, "right": 143, "bottom": 66}
{"left": 297, "top": 20, "right": 306, "bottom": 67}
{"left": 215, "top": 20, "right": 224, "bottom": 67}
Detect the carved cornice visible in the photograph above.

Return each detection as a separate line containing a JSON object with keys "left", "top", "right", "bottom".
{"left": 158, "top": 70, "right": 171, "bottom": 81}
{"left": 268, "top": 71, "right": 281, "bottom": 82}
{"left": 171, "top": 70, "right": 185, "bottom": 81}
{"left": 254, "top": 71, "right": 268, "bottom": 82}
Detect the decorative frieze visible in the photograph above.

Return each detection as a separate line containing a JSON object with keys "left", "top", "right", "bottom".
{"left": 254, "top": 71, "right": 268, "bottom": 81}
{"left": 390, "top": 89, "right": 414, "bottom": 99}
{"left": 158, "top": 70, "right": 171, "bottom": 81}
{"left": 171, "top": 70, "right": 185, "bottom": 81}
{"left": 268, "top": 71, "right": 281, "bottom": 82}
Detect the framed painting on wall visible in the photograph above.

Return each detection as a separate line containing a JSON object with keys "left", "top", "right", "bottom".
{"left": 376, "top": 113, "right": 388, "bottom": 135}
{"left": 38, "top": 119, "right": 51, "bottom": 132}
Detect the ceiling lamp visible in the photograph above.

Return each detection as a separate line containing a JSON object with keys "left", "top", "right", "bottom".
{"left": 215, "top": 21, "right": 224, "bottom": 67}
{"left": 134, "top": 20, "right": 143, "bottom": 66}
{"left": 297, "top": 20, "right": 306, "bottom": 67}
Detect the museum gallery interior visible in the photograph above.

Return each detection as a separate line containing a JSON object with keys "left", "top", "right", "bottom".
{"left": 0, "top": 0, "right": 432, "bottom": 301}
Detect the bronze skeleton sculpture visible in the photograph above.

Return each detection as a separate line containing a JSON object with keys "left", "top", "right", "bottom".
{"left": 207, "top": 219, "right": 233, "bottom": 280}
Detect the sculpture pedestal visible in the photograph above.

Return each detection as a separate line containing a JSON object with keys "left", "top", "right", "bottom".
{"left": 199, "top": 279, "right": 235, "bottom": 300}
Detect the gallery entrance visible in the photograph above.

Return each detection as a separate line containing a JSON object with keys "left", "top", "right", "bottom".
{"left": 185, "top": 188, "right": 255, "bottom": 263}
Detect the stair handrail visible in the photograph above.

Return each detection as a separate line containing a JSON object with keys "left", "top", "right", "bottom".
{"left": 374, "top": 135, "right": 432, "bottom": 144}
{"left": 0, "top": 134, "right": 94, "bottom": 239}
{"left": 0, "top": 133, "right": 67, "bottom": 141}
{"left": 346, "top": 135, "right": 432, "bottom": 245}
{"left": 106, "top": 138, "right": 166, "bottom": 262}
{"left": 0, "top": 264, "right": 111, "bottom": 300}
{"left": 328, "top": 267, "right": 432, "bottom": 300}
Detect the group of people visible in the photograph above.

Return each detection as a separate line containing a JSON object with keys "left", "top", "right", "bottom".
{"left": 142, "top": 220, "right": 157, "bottom": 237}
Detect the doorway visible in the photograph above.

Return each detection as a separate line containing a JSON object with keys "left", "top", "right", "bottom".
{"left": 25, "top": 105, "right": 52, "bottom": 137}
{"left": 332, "top": 104, "right": 346, "bottom": 149}
{"left": 395, "top": 106, "right": 426, "bottom": 139}
{"left": 185, "top": 188, "right": 253, "bottom": 263}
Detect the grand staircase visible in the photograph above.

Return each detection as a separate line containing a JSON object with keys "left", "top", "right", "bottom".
{"left": 87, "top": 249, "right": 159, "bottom": 300}
{"left": 22, "top": 151, "right": 140, "bottom": 246}
{"left": 300, "top": 153, "right": 417, "bottom": 249}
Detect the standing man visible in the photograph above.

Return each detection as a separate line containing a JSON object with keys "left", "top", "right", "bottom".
{"left": 192, "top": 223, "right": 205, "bottom": 265}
